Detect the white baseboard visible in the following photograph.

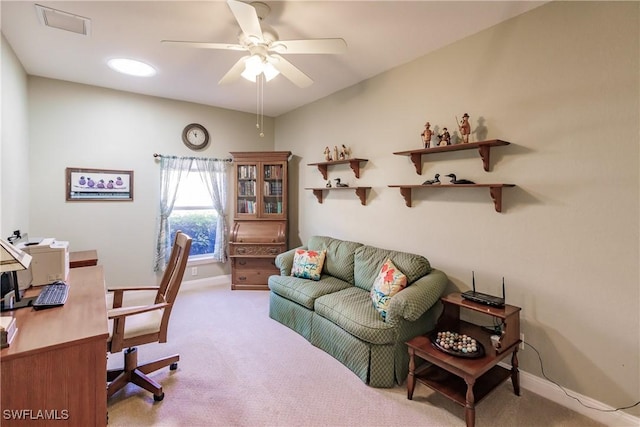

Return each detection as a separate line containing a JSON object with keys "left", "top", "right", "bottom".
{"left": 499, "top": 362, "right": 639, "bottom": 426}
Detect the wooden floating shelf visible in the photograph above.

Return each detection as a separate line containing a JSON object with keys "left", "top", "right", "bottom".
{"left": 305, "top": 187, "right": 371, "bottom": 206}
{"left": 393, "top": 140, "right": 511, "bottom": 174}
{"left": 307, "top": 158, "right": 368, "bottom": 180}
{"left": 387, "top": 184, "right": 515, "bottom": 212}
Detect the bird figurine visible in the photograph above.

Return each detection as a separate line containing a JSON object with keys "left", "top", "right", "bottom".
{"left": 422, "top": 173, "right": 441, "bottom": 185}
{"left": 445, "top": 173, "right": 475, "bottom": 184}
{"left": 334, "top": 178, "right": 349, "bottom": 187}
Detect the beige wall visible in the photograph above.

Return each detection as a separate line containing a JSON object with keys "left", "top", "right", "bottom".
{"left": 26, "top": 77, "right": 275, "bottom": 286}
{"left": 1, "top": 35, "right": 30, "bottom": 238}
{"left": 276, "top": 1, "right": 639, "bottom": 416}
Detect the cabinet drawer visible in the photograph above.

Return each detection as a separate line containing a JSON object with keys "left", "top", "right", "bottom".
{"left": 232, "top": 258, "right": 279, "bottom": 285}
{"left": 230, "top": 245, "right": 284, "bottom": 257}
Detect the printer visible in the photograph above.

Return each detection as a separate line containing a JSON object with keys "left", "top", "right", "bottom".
{"left": 16, "top": 238, "right": 69, "bottom": 287}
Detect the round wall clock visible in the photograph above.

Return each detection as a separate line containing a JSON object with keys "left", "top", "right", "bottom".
{"left": 182, "top": 123, "right": 210, "bottom": 150}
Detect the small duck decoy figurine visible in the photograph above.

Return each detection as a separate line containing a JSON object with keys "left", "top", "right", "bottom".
{"left": 334, "top": 178, "right": 349, "bottom": 187}
{"left": 445, "top": 173, "right": 475, "bottom": 184}
{"left": 422, "top": 173, "right": 441, "bottom": 185}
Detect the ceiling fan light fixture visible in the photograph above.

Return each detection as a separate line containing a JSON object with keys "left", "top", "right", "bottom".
{"left": 241, "top": 55, "right": 279, "bottom": 82}
{"left": 262, "top": 62, "right": 279, "bottom": 81}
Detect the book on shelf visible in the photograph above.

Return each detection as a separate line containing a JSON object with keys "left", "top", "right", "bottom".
{"left": 1, "top": 316, "right": 18, "bottom": 349}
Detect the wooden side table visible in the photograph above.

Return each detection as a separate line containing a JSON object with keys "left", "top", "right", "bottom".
{"left": 406, "top": 293, "right": 521, "bottom": 427}
{"left": 69, "top": 249, "right": 98, "bottom": 268}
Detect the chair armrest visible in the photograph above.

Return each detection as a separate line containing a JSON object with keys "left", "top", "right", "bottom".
{"left": 107, "top": 286, "right": 160, "bottom": 308}
{"left": 107, "top": 286, "right": 160, "bottom": 293}
{"left": 275, "top": 246, "right": 305, "bottom": 276}
{"left": 108, "top": 302, "right": 168, "bottom": 320}
{"left": 385, "top": 269, "right": 448, "bottom": 325}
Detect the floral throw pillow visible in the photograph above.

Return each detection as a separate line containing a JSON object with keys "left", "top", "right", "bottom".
{"left": 291, "top": 249, "right": 327, "bottom": 281}
{"left": 370, "top": 258, "right": 408, "bottom": 320}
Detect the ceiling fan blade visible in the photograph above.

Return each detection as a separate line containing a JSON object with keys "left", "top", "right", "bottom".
{"left": 227, "top": 0, "right": 263, "bottom": 41}
{"left": 162, "top": 40, "right": 245, "bottom": 51}
{"left": 271, "top": 38, "right": 347, "bottom": 55}
{"left": 219, "top": 56, "right": 249, "bottom": 85}
{"left": 268, "top": 54, "right": 313, "bottom": 88}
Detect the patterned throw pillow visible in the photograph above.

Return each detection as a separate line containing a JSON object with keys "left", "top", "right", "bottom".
{"left": 291, "top": 249, "right": 327, "bottom": 281}
{"left": 370, "top": 258, "right": 408, "bottom": 320}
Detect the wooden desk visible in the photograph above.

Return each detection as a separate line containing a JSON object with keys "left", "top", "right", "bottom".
{"left": 69, "top": 250, "right": 98, "bottom": 268}
{"left": 1, "top": 266, "right": 108, "bottom": 426}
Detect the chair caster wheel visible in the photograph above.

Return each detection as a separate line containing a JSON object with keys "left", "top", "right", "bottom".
{"left": 154, "top": 393, "right": 165, "bottom": 402}
{"left": 170, "top": 362, "right": 178, "bottom": 370}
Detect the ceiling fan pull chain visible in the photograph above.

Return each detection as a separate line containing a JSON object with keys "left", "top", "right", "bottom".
{"left": 259, "top": 73, "right": 265, "bottom": 137}
{"left": 256, "top": 73, "right": 260, "bottom": 131}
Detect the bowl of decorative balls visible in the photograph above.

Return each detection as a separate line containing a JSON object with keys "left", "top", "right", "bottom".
{"left": 431, "top": 331, "right": 485, "bottom": 358}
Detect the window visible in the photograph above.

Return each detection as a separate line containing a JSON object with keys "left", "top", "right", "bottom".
{"left": 168, "top": 165, "right": 217, "bottom": 259}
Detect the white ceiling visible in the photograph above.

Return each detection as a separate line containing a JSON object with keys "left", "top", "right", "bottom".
{"left": 1, "top": 1, "right": 546, "bottom": 117}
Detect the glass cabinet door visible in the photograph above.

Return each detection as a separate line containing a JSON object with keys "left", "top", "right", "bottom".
{"left": 236, "top": 163, "right": 257, "bottom": 215}
{"left": 261, "top": 163, "right": 284, "bottom": 216}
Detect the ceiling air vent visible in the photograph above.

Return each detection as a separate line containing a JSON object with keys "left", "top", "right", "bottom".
{"left": 35, "top": 4, "right": 91, "bottom": 36}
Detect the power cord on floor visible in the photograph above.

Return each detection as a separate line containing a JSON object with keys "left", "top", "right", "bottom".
{"left": 524, "top": 341, "right": 640, "bottom": 412}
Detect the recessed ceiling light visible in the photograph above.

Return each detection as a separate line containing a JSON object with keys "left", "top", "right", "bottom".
{"left": 107, "top": 58, "right": 156, "bottom": 77}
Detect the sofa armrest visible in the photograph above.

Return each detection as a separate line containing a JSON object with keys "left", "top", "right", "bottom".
{"left": 386, "top": 269, "right": 448, "bottom": 324}
{"left": 274, "top": 246, "right": 305, "bottom": 276}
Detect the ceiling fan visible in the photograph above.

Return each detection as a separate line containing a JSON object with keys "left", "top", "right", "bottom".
{"left": 162, "top": 0, "right": 347, "bottom": 88}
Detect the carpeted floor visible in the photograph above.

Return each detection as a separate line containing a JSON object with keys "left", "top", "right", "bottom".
{"left": 106, "top": 280, "right": 605, "bottom": 427}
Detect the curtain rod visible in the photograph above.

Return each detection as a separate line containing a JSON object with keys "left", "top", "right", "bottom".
{"left": 153, "top": 153, "right": 232, "bottom": 162}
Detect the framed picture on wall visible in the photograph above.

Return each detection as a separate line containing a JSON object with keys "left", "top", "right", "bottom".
{"left": 66, "top": 167, "right": 134, "bottom": 201}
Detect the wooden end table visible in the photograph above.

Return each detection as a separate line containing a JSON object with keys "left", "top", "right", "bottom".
{"left": 406, "top": 293, "right": 521, "bottom": 427}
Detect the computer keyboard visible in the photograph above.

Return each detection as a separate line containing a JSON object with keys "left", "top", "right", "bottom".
{"left": 33, "top": 281, "right": 69, "bottom": 310}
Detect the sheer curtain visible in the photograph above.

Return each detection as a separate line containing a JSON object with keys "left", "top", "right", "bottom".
{"left": 154, "top": 156, "right": 193, "bottom": 272}
{"left": 195, "top": 158, "right": 230, "bottom": 262}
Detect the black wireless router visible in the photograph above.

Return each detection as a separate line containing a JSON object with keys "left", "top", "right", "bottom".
{"left": 461, "top": 272, "right": 505, "bottom": 307}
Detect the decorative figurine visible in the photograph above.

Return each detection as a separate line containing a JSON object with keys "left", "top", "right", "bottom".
{"left": 324, "top": 146, "right": 331, "bottom": 161}
{"left": 334, "top": 178, "right": 349, "bottom": 187}
{"left": 341, "top": 144, "right": 351, "bottom": 159}
{"left": 326, "top": 180, "right": 332, "bottom": 188}
{"left": 421, "top": 122, "right": 433, "bottom": 148}
{"left": 422, "top": 173, "right": 441, "bottom": 185}
{"left": 438, "top": 128, "right": 451, "bottom": 146}
{"left": 333, "top": 145, "right": 339, "bottom": 163}
{"left": 445, "top": 173, "right": 475, "bottom": 184}
{"left": 458, "top": 113, "right": 471, "bottom": 144}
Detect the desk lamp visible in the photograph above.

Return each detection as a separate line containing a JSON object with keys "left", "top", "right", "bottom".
{"left": 0, "top": 238, "right": 33, "bottom": 311}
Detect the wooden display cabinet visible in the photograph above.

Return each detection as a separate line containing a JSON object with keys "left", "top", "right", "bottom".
{"left": 229, "top": 151, "right": 291, "bottom": 290}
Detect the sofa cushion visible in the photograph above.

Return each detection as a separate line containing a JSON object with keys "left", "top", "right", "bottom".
{"left": 314, "top": 287, "right": 396, "bottom": 345}
{"left": 308, "top": 236, "right": 363, "bottom": 284}
{"left": 291, "top": 249, "right": 326, "bottom": 281}
{"left": 268, "top": 274, "right": 352, "bottom": 310}
{"left": 370, "top": 258, "right": 408, "bottom": 320}
{"left": 354, "top": 245, "right": 432, "bottom": 291}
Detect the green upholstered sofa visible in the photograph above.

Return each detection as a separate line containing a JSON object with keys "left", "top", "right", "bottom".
{"left": 268, "top": 236, "right": 448, "bottom": 387}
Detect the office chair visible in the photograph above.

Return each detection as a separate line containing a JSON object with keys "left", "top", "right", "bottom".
{"left": 106, "top": 231, "right": 192, "bottom": 402}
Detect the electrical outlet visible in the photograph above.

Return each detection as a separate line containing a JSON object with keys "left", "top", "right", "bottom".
{"left": 520, "top": 333, "right": 525, "bottom": 350}
{"left": 191, "top": 267, "right": 197, "bottom": 276}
